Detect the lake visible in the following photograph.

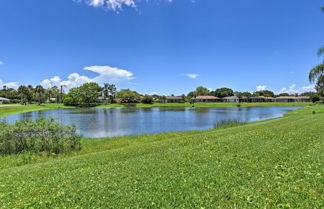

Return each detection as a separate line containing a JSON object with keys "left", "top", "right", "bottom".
{"left": 2, "top": 106, "right": 301, "bottom": 138}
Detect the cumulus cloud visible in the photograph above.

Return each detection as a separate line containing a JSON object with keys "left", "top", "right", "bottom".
{"left": 84, "top": 65, "right": 134, "bottom": 82}
{"left": 279, "top": 84, "right": 316, "bottom": 95}
{"left": 183, "top": 74, "right": 198, "bottom": 79}
{"left": 40, "top": 65, "right": 134, "bottom": 90}
{"left": 0, "top": 79, "right": 18, "bottom": 89}
{"left": 256, "top": 85, "right": 267, "bottom": 91}
{"left": 73, "top": 0, "right": 174, "bottom": 11}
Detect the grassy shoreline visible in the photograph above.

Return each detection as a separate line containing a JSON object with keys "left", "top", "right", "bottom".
{"left": 0, "top": 105, "right": 323, "bottom": 208}
{"left": 0, "top": 102, "right": 312, "bottom": 117}
{"left": 98, "top": 102, "right": 312, "bottom": 108}
{"left": 0, "top": 104, "right": 74, "bottom": 117}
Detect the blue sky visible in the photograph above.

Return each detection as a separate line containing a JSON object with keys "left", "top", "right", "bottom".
{"left": 0, "top": 0, "right": 323, "bottom": 95}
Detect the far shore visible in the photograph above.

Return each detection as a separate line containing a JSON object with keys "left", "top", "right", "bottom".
{"left": 0, "top": 102, "right": 312, "bottom": 117}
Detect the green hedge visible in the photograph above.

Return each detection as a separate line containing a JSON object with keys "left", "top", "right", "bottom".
{"left": 0, "top": 117, "right": 81, "bottom": 155}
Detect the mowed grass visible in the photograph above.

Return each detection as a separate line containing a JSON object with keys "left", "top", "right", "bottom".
{"left": 98, "top": 102, "right": 312, "bottom": 108}
{"left": 0, "top": 106, "right": 323, "bottom": 208}
{"left": 0, "top": 104, "right": 74, "bottom": 117}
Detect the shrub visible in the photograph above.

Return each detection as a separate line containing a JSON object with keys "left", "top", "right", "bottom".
{"left": 141, "top": 95, "right": 154, "bottom": 104}
{"left": 310, "top": 93, "right": 322, "bottom": 103}
{"left": 0, "top": 117, "right": 81, "bottom": 155}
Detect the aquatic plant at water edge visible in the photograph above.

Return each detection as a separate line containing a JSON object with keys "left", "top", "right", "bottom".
{"left": 0, "top": 117, "right": 81, "bottom": 155}
{"left": 213, "top": 119, "right": 247, "bottom": 129}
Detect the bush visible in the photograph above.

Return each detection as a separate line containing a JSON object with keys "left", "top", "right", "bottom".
{"left": 141, "top": 95, "right": 154, "bottom": 104}
{"left": 0, "top": 117, "right": 81, "bottom": 155}
{"left": 310, "top": 94, "right": 322, "bottom": 103}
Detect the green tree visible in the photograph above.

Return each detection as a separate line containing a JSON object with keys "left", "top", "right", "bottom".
{"left": 17, "top": 85, "right": 30, "bottom": 105}
{"left": 108, "top": 84, "right": 117, "bottom": 103}
{"left": 309, "top": 6, "right": 324, "bottom": 99}
{"left": 102, "top": 83, "right": 117, "bottom": 104}
{"left": 278, "top": 93, "right": 289, "bottom": 97}
{"left": 253, "top": 90, "right": 275, "bottom": 97}
{"left": 315, "top": 75, "right": 324, "bottom": 99}
{"left": 117, "top": 89, "right": 141, "bottom": 103}
{"left": 27, "top": 85, "right": 34, "bottom": 104}
{"left": 195, "top": 86, "right": 210, "bottom": 96}
{"left": 63, "top": 82, "right": 101, "bottom": 106}
{"left": 212, "top": 88, "right": 234, "bottom": 98}
{"left": 34, "top": 85, "right": 45, "bottom": 105}
{"left": 141, "top": 95, "right": 154, "bottom": 104}
{"left": 47, "top": 86, "right": 60, "bottom": 103}
{"left": 78, "top": 83, "right": 102, "bottom": 105}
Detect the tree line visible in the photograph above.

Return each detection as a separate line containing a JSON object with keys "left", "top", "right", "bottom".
{"left": 1, "top": 82, "right": 320, "bottom": 107}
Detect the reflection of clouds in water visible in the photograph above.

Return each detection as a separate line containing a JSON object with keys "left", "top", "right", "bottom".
{"left": 3, "top": 106, "right": 301, "bottom": 138}
{"left": 87, "top": 129, "right": 133, "bottom": 138}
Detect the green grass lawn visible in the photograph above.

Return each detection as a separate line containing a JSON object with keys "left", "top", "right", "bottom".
{"left": 0, "top": 105, "right": 323, "bottom": 208}
{"left": 0, "top": 103, "right": 73, "bottom": 117}
{"left": 98, "top": 102, "right": 312, "bottom": 108}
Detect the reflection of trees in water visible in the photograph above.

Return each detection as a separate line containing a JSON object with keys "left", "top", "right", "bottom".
{"left": 4, "top": 106, "right": 300, "bottom": 138}
{"left": 195, "top": 108, "right": 210, "bottom": 114}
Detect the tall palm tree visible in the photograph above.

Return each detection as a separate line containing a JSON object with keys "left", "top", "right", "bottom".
{"left": 35, "top": 85, "right": 45, "bottom": 105}
{"left": 309, "top": 6, "right": 324, "bottom": 83}
{"left": 103, "top": 83, "right": 109, "bottom": 103}
{"left": 309, "top": 48, "right": 324, "bottom": 82}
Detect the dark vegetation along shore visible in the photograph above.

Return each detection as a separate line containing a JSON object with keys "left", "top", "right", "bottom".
{"left": 0, "top": 105, "right": 323, "bottom": 208}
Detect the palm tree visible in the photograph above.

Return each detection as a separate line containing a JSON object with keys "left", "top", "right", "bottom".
{"left": 309, "top": 6, "right": 324, "bottom": 83}
{"left": 103, "top": 83, "right": 109, "bottom": 103}
{"left": 35, "top": 85, "right": 45, "bottom": 105}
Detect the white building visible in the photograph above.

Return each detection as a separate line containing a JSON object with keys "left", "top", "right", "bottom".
{"left": 0, "top": 97, "right": 10, "bottom": 104}
{"left": 223, "top": 96, "right": 239, "bottom": 103}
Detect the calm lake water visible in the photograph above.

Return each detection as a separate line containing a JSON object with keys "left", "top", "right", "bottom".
{"left": 2, "top": 106, "right": 301, "bottom": 138}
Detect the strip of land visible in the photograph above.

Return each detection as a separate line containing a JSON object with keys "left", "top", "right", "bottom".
{"left": 98, "top": 102, "right": 312, "bottom": 108}
{"left": 0, "top": 102, "right": 312, "bottom": 117}
{"left": 0, "top": 104, "right": 73, "bottom": 117}
{"left": 0, "top": 105, "right": 323, "bottom": 208}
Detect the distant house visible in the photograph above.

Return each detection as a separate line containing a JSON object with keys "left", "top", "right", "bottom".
{"left": 193, "top": 96, "right": 221, "bottom": 103}
{"left": 0, "top": 97, "right": 10, "bottom": 104}
{"left": 274, "top": 96, "right": 310, "bottom": 103}
{"left": 223, "top": 96, "right": 239, "bottom": 103}
{"left": 163, "top": 96, "right": 184, "bottom": 103}
{"left": 249, "top": 96, "right": 274, "bottom": 103}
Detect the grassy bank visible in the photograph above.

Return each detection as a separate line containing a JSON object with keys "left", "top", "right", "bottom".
{"left": 98, "top": 102, "right": 312, "bottom": 108}
{"left": 0, "top": 105, "right": 323, "bottom": 208}
{"left": 0, "top": 104, "right": 73, "bottom": 117}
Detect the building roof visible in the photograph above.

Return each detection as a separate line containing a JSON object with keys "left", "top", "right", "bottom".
{"left": 223, "top": 96, "right": 239, "bottom": 99}
{"left": 194, "top": 96, "right": 220, "bottom": 100}
{"left": 250, "top": 96, "right": 274, "bottom": 99}
{"left": 0, "top": 97, "right": 10, "bottom": 101}
{"left": 275, "top": 96, "right": 310, "bottom": 99}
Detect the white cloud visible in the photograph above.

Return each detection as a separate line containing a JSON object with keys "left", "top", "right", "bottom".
{"left": 0, "top": 79, "right": 18, "bottom": 89}
{"left": 0, "top": 61, "right": 3, "bottom": 65}
{"left": 279, "top": 84, "right": 315, "bottom": 95}
{"left": 184, "top": 74, "right": 198, "bottom": 79}
{"left": 40, "top": 65, "right": 134, "bottom": 90}
{"left": 74, "top": 0, "right": 136, "bottom": 11}
{"left": 84, "top": 65, "right": 134, "bottom": 82}
{"left": 256, "top": 85, "right": 267, "bottom": 91}
{"left": 73, "top": 0, "right": 174, "bottom": 11}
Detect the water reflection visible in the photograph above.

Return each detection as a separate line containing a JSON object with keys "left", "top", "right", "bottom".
{"left": 2, "top": 106, "right": 300, "bottom": 138}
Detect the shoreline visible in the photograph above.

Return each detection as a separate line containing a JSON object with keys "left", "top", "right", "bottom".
{"left": 0, "top": 102, "right": 312, "bottom": 118}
